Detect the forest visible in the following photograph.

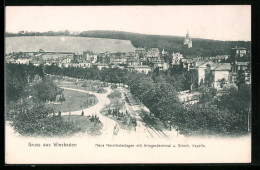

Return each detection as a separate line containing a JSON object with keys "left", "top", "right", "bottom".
{"left": 5, "top": 30, "right": 251, "bottom": 58}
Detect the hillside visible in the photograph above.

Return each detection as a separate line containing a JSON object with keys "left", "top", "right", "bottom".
{"left": 79, "top": 30, "right": 251, "bottom": 58}
{"left": 5, "top": 36, "right": 136, "bottom": 54}
{"left": 5, "top": 30, "right": 251, "bottom": 57}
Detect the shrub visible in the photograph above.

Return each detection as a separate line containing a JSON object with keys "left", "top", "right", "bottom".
{"left": 111, "top": 84, "right": 117, "bottom": 89}
{"left": 174, "top": 104, "right": 249, "bottom": 136}
{"left": 97, "top": 88, "right": 107, "bottom": 93}
{"left": 31, "top": 78, "right": 63, "bottom": 102}
{"left": 12, "top": 116, "right": 83, "bottom": 137}
{"left": 107, "top": 91, "right": 121, "bottom": 99}
{"left": 8, "top": 99, "right": 83, "bottom": 137}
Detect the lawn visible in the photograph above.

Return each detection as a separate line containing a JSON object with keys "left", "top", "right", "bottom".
{"left": 106, "top": 90, "right": 124, "bottom": 109}
{"left": 52, "top": 89, "right": 97, "bottom": 112}
{"left": 62, "top": 115, "right": 103, "bottom": 136}
{"left": 102, "top": 90, "right": 137, "bottom": 131}
{"left": 56, "top": 79, "right": 108, "bottom": 94}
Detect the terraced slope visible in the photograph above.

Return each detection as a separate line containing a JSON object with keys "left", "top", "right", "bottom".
{"left": 5, "top": 36, "right": 136, "bottom": 53}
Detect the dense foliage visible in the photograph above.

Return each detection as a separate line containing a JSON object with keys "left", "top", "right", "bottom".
{"left": 79, "top": 30, "right": 251, "bottom": 58}
{"left": 5, "top": 63, "right": 44, "bottom": 103}
{"left": 5, "top": 63, "right": 87, "bottom": 137}
{"left": 6, "top": 30, "right": 250, "bottom": 58}
{"left": 6, "top": 63, "right": 250, "bottom": 136}
{"left": 43, "top": 64, "right": 250, "bottom": 135}
{"left": 9, "top": 98, "right": 83, "bottom": 137}
{"left": 31, "top": 79, "right": 63, "bottom": 102}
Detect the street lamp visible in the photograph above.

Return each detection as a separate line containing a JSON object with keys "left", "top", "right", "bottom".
{"left": 248, "top": 106, "right": 251, "bottom": 133}
{"left": 68, "top": 95, "right": 72, "bottom": 122}
{"left": 168, "top": 120, "right": 171, "bottom": 130}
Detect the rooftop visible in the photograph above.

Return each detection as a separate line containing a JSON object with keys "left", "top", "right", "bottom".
{"left": 135, "top": 48, "right": 146, "bottom": 51}
{"left": 207, "top": 63, "right": 231, "bottom": 71}
{"left": 231, "top": 47, "right": 247, "bottom": 50}
{"left": 215, "top": 55, "right": 229, "bottom": 59}
{"left": 128, "top": 65, "right": 151, "bottom": 69}
{"left": 236, "top": 61, "right": 249, "bottom": 66}
{"left": 196, "top": 61, "right": 214, "bottom": 67}
{"left": 148, "top": 48, "right": 159, "bottom": 52}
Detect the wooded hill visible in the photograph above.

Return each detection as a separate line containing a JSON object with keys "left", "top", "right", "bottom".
{"left": 79, "top": 30, "right": 251, "bottom": 58}
{"left": 6, "top": 30, "right": 251, "bottom": 58}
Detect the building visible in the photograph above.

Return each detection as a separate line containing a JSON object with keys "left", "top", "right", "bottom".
{"left": 231, "top": 46, "right": 247, "bottom": 57}
{"left": 98, "top": 53, "right": 110, "bottom": 64}
{"left": 92, "top": 54, "right": 98, "bottom": 63}
{"left": 184, "top": 30, "right": 192, "bottom": 48}
{"left": 231, "top": 61, "right": 250, "bottom": 85}
{"left": 78, "top": 62, "right": 92, "bottom": 68}
{"left": 181, "top": 59, "right": 192, "bottom": 71}
{"left": 70, "top": 62, "right": 92, "bottom": 68}
{"left": 195, "top": 61, "right": 214, "bottom": 85}
{"left": 171, "top": 52, "right": 184, "bottom": 65}
{"left": 178, "top": 90, "right": 200, "bottom": 105}
{"left": 83, "top": 51, "right": 96, "bottom": 61}
{"left": 153, "top": 57, "right": 165, "bottom": 70}
{"left": 92, "top": 63, "right": 109, "bottom": 70}
{"left": 127, "top": 65, "right": 152, "bottom": 74}
{"left": 41, "top": 52, "right": 74, "bottom": 60}
{"left": 214, "top": 55, "right": 229, "bottom": 62}
{"left": 232, "top": 61, "right": 249, "bottom": 73}
{"left": 146, "top": 48, "right": 160, "bottom": 58}
{"left": 110, "top": 54, "right": 127, "bottom": 65}
{"left": 135, "top": 48, "right": 146, "bottom": 55}
{"left": 161, "top": 49, "right": 168, "bottom": 56}
{"left": 125, "top": 52, "right": 139, "bottom": 59}
{"left": 205, "top": 63, "right": 232, "bottom": 89}
{"left": 163, "top": 62, "right": 170, "bottom": 71}
{"left": 16, "top": 58, "right": 31, "bottom": 65}
{"left": 126, "top": 58, "right": 141, "bottom": 66}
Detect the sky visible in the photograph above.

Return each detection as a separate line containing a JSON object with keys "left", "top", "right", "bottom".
{"left": 5, "top": 6, "right": 251, "bottom": 41}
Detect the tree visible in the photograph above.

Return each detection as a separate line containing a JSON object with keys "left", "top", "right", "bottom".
{"left": 198, "top": 85, "right": 217, "bottom": 104}
{"left": 215, "top": 84, "right": 250, "bottom": 114}
{"left": 236, "top": 70, "right": 247, "bottom": 88}
{"left": 112, "top": 109, "right": 115, "bottom": 117}
{"left": 108, "top": 108, "right": 111, "bottom": 115}
{"left": 218, "top": 78, "right": 227, "bottom": 88}
{"left": 31, "top": 78, "right": 63, "bottom": 102}
{"left": 6, "top": 64, "right": 30, "bottom": 102}
{"left": 9, "top": 98, "right": 54, "bottom": 134}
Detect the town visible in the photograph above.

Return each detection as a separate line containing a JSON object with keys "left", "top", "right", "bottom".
{"left": 5, "top": 5, "right": 252, "bottom": 164}
{"left": 6, "top": 31, "right": 250, "bottom": 94}
{"left": 5, "top": 30, "right": 251, "bottom": 140}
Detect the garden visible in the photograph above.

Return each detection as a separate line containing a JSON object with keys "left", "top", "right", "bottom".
{"left": 101, "top": 90, "right": 137, "bottom": 131}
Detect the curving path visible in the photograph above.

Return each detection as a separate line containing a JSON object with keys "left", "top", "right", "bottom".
{"left": 60, "top": 86, "right": 185, "bottom": 141}
{"left": 60, "top": 87, "right": 119, "bottom": 139}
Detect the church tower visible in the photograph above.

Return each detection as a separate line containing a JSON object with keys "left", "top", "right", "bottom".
{"left": 184, "top": 30, "right": 192, "bottom": 48}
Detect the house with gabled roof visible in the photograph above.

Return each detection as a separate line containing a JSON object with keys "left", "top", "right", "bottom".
{"left": 195, "top": 61, "right": 214, "bottom": 85}
{"left": 205, "top": 63, "right": 232, "bottom": 89}
{"left": 135, "top": 48, "right": 146, "bottom": 54}
{"left": 127, "top": 65, "right": 152, "bottom": 74}
{"left": 232, "top": 61, "right": 249, "bottom": 73}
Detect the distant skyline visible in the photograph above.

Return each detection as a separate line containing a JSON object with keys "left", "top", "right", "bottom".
{"left": 6, "top": 6, "right": 251, "bottom": 41}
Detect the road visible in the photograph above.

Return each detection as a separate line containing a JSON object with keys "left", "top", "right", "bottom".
{"left": 116, "top": 87, "right": 184, "bottom": 141}
{"left": 54, "top": 86, "right": 184, "bottom": 141}
{"left": 60, "top": 87, "right": 120, "bottom": 139}
{"left": 5, "top": 85, "right": 184, "bottom": 141}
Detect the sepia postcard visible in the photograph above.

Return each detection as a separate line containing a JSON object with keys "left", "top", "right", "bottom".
{"left": 5, "top": 5, "right": 251, "bottom": 164}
